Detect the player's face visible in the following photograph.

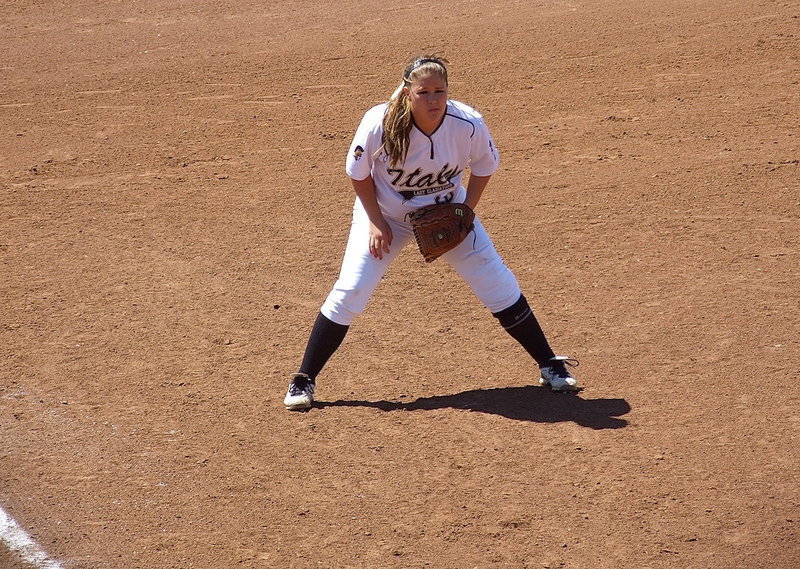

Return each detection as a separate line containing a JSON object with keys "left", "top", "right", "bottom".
{"left": 405, "top": 73, "right": 448, "bottom": 131}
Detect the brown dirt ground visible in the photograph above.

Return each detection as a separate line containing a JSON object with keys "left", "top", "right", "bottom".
{"left": 1, "top": 1, "right": 798, "bottom": 568}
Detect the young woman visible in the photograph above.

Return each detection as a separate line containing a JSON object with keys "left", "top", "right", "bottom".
{"left": 284, "top": 55, "right": 578, "bottom": 410}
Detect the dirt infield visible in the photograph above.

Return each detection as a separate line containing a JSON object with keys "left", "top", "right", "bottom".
{"left": 1, "top": 1, "right": 798, "bottom": 568}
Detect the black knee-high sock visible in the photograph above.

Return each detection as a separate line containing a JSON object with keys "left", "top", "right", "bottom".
{"left": 492, "top": 294, "right": 555, "bottom": 366}
{"left": 298, "top": 312, "right": 350, "bottom": 381}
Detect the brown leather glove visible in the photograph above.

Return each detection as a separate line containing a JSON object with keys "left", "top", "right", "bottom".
{"left": 407, "top": 202, "right": 476, "bottom": 263}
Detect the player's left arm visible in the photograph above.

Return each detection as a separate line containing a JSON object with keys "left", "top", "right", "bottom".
{"left": 464, "top": 173, "right": 491, "bottom": 210}
{"left": 464, "top": 116, "right": 499, "bottom": 210}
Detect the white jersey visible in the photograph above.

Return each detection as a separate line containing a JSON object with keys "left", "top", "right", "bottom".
{"left": 345, "top": 100, "right": 500, "bottom": 219}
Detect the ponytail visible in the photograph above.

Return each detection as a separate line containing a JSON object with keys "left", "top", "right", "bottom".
{"left": 381, "top": 83, "right": 413, "bottom": 168}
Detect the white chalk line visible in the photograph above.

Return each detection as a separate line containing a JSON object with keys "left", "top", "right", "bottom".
{"left": 0, "top": 506, "right": 66, "bottom": 569}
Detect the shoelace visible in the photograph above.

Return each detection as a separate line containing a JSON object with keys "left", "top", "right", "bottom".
{"left": 550, "top": 358, "right": 579, "bottom": 377}
{"left": 290, "top": 376, "right": 314, "bottom": 395}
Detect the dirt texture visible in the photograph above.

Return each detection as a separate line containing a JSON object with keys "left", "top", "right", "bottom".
{"left": 1, "top": 1, "right": 798, "bottom": 568}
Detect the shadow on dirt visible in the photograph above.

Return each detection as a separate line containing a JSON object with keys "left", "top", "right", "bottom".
{"left": 317, "top": 385, "right": 631, "bottom": 429}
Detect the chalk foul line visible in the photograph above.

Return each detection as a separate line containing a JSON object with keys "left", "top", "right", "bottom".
{"left": 0, "top": 506, "right": 66, "bottom": 569}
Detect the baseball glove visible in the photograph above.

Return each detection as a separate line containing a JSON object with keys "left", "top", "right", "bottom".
{"left": 407, "top": 202, "right": 476, "bottom": 262}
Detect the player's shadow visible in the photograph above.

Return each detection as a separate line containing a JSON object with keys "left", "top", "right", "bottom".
{"left": 317, "top": 385, "right": 630, "bottom": 429}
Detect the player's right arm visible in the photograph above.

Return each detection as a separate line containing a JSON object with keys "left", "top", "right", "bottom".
{"left": 350, "top": 175, "right": 393, "bottom": 260}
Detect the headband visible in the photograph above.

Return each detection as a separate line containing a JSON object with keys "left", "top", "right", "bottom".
{"left": 403, "top": 58, "right": 446, "bottom": 80}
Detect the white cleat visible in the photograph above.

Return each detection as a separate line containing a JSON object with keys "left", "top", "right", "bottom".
{"left": 539, "top": 356, "right": 579, "bottom": 392}
{"left": 284, "top": 373, "right": 315, "bottom": 410}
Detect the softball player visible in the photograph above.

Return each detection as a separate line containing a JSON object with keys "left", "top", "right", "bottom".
{"left": 284, "top": 55, "right": 578, "bottom": 410}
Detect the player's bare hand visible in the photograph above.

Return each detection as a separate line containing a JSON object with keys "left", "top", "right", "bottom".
{"left": 368, "top": 219, "right": 393, "bottom": 260}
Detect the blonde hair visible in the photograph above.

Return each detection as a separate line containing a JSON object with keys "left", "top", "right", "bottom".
{"left": 381, "top": 55, "right": 449, "bottom": 168}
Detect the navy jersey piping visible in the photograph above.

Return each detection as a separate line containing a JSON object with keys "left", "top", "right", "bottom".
{"left": 444, "top": 110, "right": 477, "bottom": 138}
{"left": 411, "top": 110, "right": 477, "bottom": 160}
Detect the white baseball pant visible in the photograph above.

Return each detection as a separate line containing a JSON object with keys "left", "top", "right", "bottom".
{"left": 320, "top": 200, "right": 522, "bottom": 326}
